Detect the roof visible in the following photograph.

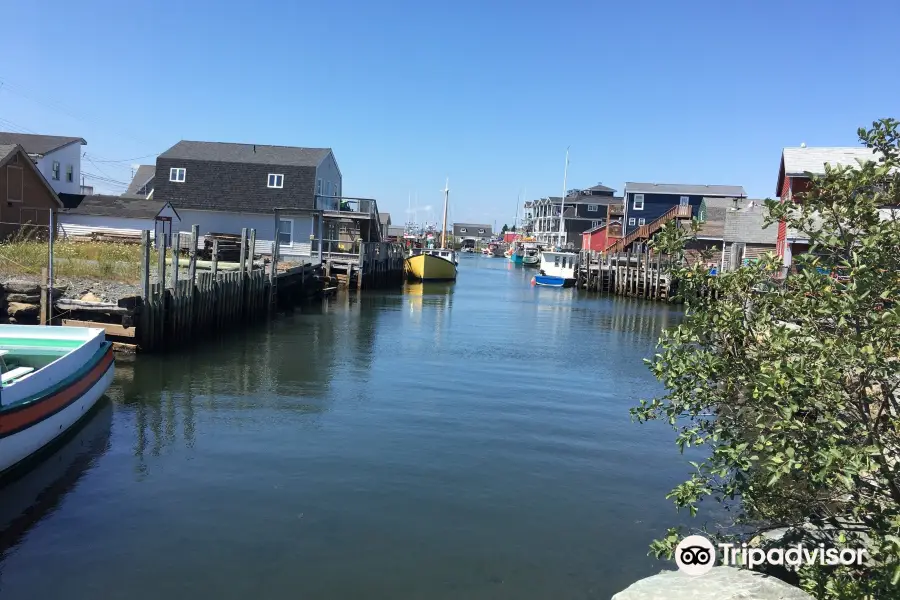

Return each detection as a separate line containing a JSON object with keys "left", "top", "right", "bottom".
{"left": 159, "top": 140, "right": 331, "bottom": 167}
{"left": 583, "top": 224, "right": 607, "bottom": 234}
{"left": 585, "top": 183, "right": 616, "bottom": 193}
{"left": 0, "top": 144, "right": 63, "bottom": 207}
{"left": 379, "top": 212, "right": 391, "bottom": 225}
{"left": 625, "top": 182, "right": 747, "bottom": 197}
{"left": 124, "top": 164, "right": 156, "bottom": 196}
{"left": 776, "top": 146, "right": 883, "bottom": 196}
{"left": 58, "top": 193, "right": 87, "bottom": 209}
{"left": 62, "top": 194, "right": 175, "bottom": 219}
{"left": 723, "top": 201, "right": 778, "bottom": 244}
{"left": 565, "top": 193, "right": 623, "bottom": 206}
{"left": 386, "top": 225, "right": 406, "bottom": 237}
{"left": 0, "top": 132, "right": 86, "bottom": 156}
{"left": 453, "top": 223, "right": 492, "bottom": 237}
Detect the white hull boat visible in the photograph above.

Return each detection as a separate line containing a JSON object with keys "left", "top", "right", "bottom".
{"left": 0, "top": 325, "right": 114, "bottom": 476}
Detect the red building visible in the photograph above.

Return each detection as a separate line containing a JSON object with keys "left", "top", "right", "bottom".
{"left": 581, "top": 224, "right": 609, "bottom": 252}
{"left": 503, "top": 231, "right": 518, "bottom": 243}
{"left": 775, "top": 146, "right": 879, "bottom": 267}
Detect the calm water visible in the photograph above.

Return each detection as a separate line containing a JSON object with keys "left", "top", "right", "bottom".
{"left": 0, "top": 256, "right": 692, "bottom": 599}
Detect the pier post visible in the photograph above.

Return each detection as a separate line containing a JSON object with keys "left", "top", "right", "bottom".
{"left": 655, "top": 251, "right": 662, "bottom": 299}
{"left": 172, "top": 232, "right": 180, "bottom": 293}
{"left": 239, "top": 228, "right": 248, "bottom": 319}
{"left": 188, "top": 225, "right": 199, "bottom": 336}
{"left": 157, "top": 232, "right": 167, "bottom": 348}
{"left": 211, "top": 240, "right": 219, "bottom": 277}
{"left": 248, "top": 229, "right": 256, "bottom": 276}
{"left": 643, "top": 248, "right": 650, "bottom": 297}
{"left": 141, "top": 230, "right": 151, "bottom": 303}
{"left": 40, "top": 267, "right": 48, "bottom": 325}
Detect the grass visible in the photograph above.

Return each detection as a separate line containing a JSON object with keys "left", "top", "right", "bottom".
{"left": 0, "top": 234, "right": 158, "bottom": 284}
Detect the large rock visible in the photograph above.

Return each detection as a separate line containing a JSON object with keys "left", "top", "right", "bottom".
{"left": 3, "top": 280, "right": 40, "bottom": 295}
{"left": 7, "top": 302, "right": 39, "bottom": 319}
{"left": 612, "top": 567, "right": 813, "bottom": 600}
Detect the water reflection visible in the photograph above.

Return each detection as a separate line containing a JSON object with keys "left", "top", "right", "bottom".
{"left": 0, "top": 400, "right": 112, "bottom": 556}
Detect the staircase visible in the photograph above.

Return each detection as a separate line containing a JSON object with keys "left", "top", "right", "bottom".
{"left": 605, "top": 204, "right": 692, "bottom": 254}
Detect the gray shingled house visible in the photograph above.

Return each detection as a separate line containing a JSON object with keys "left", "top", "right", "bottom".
{"left": 153, "top": 140, "right": 348, "bottom": 260}
{"left": 721, "top": 200, "right": 778, "bottom": 271}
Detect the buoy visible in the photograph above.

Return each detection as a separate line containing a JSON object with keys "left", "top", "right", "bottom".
{"left": 531, "top": 277, "right": 536, "bottom": 286}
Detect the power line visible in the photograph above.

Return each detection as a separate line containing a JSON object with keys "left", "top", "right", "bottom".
{"left": 0, "top": 117, "right": 37, "bottom": 135}
{"left": 82, "top": 171, "right": 129, "bottom": 187}
{"left": 86, "top": 152, "right": 160, "bottom": 163}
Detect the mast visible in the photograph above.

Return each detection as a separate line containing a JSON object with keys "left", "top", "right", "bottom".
{"left": 514, "top": 191, "right": 519, "bottom": 235}
{"left": 559, "top": 147, "right": 569, "bottom": 248}
{"left": 440, "top": 178, "right": 450, "bottom": 249}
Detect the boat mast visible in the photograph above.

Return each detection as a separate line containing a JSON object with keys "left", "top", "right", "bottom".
{"left": 440, "top": 178, "right": 449, "bottom": 249}
{"left": 558, "top": 147, "right": 569, "bottom": 248}
{"left": 514, "top": 192, "right": 519, "bottom": 236}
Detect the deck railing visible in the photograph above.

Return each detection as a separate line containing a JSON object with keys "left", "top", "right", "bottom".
{"left": 605, "top": 204, "right": 692, "bottom": 254}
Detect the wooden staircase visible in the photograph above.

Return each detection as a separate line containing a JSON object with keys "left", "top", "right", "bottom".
{"left": 604, "top": 204, "right": 692, "bottom": 254}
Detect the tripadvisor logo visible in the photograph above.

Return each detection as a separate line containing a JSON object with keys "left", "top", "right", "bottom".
{"left": 674, "top": 535, "right": 867, "bottom": 576}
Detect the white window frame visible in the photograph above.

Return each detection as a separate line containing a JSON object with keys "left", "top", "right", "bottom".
{"left": 638, "top": 218, "right": 646, "bottom": 226}
{"left": 628, "top": 217, "right": 636, "bottom": 226}
{"left": 316, "top": 179, "right": 322, "bottom": 195}
{"left": 52, "top": 161, "right": 60, "bottom": 180}
{"left": 591, "top": 220, "right": 600, "bottom": 228}
{"left": 633, "top": 194, "right": 644, "bottom": 210}
{"left": 679, "top": 196, "right": 690, "bottom": 206}
{"left": 460, "top": 227, "right": 467, "bottom": 233}
{"left": 277, "top": 218, "right": 293, "bottom": 246}
{"left": 588, "top": 204, "right": 598, "bottom": 212}
{"left": 478, "top": 228, "right": 485, "bottom": 234}
{"left": 66, "top": 164, "right": 74, "bottom": 182}
{"left": 267, "top": 174, "right": 284, "bottom": 188}
{"left": 169, "top": 167, "right": 186, "bottom": 182}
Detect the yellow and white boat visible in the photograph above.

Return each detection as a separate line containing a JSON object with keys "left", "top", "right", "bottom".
{"left": 406, "top": 248, "right": 457, "bottom": 281}
{"left": 406, "top": 177, "right": 458, "bottom": 281}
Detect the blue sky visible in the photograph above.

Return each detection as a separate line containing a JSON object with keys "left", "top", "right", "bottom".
{"left": 3, "top": 0, "right": 898, "bottom": 228}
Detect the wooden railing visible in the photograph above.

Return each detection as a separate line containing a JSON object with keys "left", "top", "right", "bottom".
{"left": 605, "top": 204, "right": 692, "bottom": 254}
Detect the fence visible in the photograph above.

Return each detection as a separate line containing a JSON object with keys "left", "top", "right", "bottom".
{"left": 575, "top": 249, "right": 674, "bottom": 300}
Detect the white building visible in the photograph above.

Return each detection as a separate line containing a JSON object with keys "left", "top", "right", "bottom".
{"left": 0, "top": 132, "right": 86, "bottom": 195}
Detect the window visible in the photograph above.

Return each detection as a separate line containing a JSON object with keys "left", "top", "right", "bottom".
{"left": 679, "top": 196, "right": 690, "bottom": 206}
{"left": 588, "top": 204, "right": 598, "bottom": 212}
{"left": 316, "top": 179, "right": 322, "bottom": 195}
{"left": 460, "top": 227, "right": 467, "bottom": 233}
{"left": 633, "top": 194, "right": 644, "bottom": 210}
{"left": 638, "top": 218, "right": 646, "bottom": 226}
{"left": 169, "top": 167, "right": 186, "bottom": 182}
{"left": 478, "top": 228, "right": 485, "bottom": 234}
{"left": 66, "top": 164, "right": 74, "bottom": 182}
{"left": 628, "top": 218, "right": 636, "bottom": 226}
{"left": 267, "top": 174, "right": 284, "bottom": 188}
{"left": 52, "top": 161, "right": 60, "bottom": 180}
{"left": 278, "top": 219, "right": 293, "bottom": 245}
{"left": 591, "top": 220, "right": 600, "bottom": 228}
{"left": 554, "top": 255, "right": 560, "bottom": 267}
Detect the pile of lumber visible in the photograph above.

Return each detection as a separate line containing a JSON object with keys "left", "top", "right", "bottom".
{"left": 202, "top": 232, "right": 247, "bottom": 262}
{"left": 70, "top": 231, "right": 143, "bottom": 244}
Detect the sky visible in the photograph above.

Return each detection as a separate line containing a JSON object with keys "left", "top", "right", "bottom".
{"left": 2, "top": 0, "right": 898, "bottom": 229}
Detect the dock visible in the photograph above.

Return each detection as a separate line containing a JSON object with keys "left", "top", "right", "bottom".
{"left": 575, "top": 249, "right": 673, "bottom": 301}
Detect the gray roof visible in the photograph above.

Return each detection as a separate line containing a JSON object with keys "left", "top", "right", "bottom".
{"left": 386, "top": 225, "right": 405, "bottom": 237}
{"left": 625, "top": 182, "right": 746, "bottom": 197}
{"left": 62, "top": 194, "right": 174, "bottom": 219}
{"left": 453, "top": 223, "right": 492, "bottom": 237}
{"left": 723, "top": 201, "right": 778, "bottom": 244}
{"left": 159, "top": 140, "right": 331, "bottom": 167}
{"left": 124, "top": 164, "right": 156, "bottom": 197}
{"left": 781, "top": 146, "right": 880, "bottom": 177}
{"left": 565, "top": 193, "right": 622, "bottom": 206}
{"left": 379, "top": 212, "right": 391, "bottom": 225}
{"left": 586, "top": 183, "right": 616, "bottom": 193}
{"left": 0, "top": 144, "right": 19, "bottom": 164}
{"left": 0, "top": 132, "right": 86, "bottom": 156}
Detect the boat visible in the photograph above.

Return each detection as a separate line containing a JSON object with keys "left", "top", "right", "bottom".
{"left": 405, "top": 179, "right": 458, "bottom": 281}
{"left": 531, "top": 250, "right": 579, "bottom": 287}
{"left": 0, "top": 325, "right": 114, "bottom": 476}
{"left": 522, "top": 244, "right": 541, "bottom": 267}
{"left": 508, "top": 241, "right": 525, "bottom": 265}
{"left": 488, "top": 242, "right": 505, "bottom": 257}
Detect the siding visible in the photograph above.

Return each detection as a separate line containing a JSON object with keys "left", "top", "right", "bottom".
{"left": 58, "top": 214, "right": 165, "bottom": 239}
{"left": 314, "top": 151, "right": 342, "bottom": 199}
{"left": 177, "top": 209, "right": 315, "bottom": 259}
{"left": 624, "top": 192, "right": 702, "bottom": 235}
{"left": 35, "top": 143, "right": 82, "bottom": 195}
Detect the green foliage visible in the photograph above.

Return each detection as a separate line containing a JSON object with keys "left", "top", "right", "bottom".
{"left": 635, "top": 119, "right": 900, "bottom": 598}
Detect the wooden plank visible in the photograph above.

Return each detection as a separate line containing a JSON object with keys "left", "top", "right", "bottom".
{"left": 141, "top": 230, "right": 151, "bottom": 302}
{"left": 62, "top": 319, "right": 137, "bottom": 338}
{"left": 40, "top": 267, "right": 48, "bottom": 325}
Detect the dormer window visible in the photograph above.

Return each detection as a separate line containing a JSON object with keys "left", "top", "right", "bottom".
{"left": 478, "top": 229, "right": 485, "bottom": 234}
{"left": 170, "top": 168, "right": 186, "bottom": 182}
{"left": 460, "top": 227, "right": 467, "bottom": 233}
{"left": 267, "top": 174, "right": 284, "bottom": 188}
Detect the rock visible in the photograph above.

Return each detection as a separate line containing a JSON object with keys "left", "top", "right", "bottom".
{"left": 80, "top": 292, "right": 102, "bottom": 302}
{"left": 5, "top": 293, "right": 40, "bottom": 303}
{"left": 7, "top": 302, "right": 39, "bottom": 318}
{"left": 611, "top": 567, "right": 813, "bottom": 600}
{"left": 3, "top": 280, "right": 40, "bottom": 294}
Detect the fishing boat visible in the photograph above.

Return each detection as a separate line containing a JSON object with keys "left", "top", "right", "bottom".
{"left": 0, "top": 325, "right": 114, "bottom": 476}
{"left": 522, "top": 244, "right": 541, "bottom": 267}
{"left": 532, "top": 250, "right": 579, "bottom": 287}
{"left": 508, "top": 241, "right": 525, "bottom": 265}
{"left": 487, "top": 242, "right": 505, "bottom": 257}
{"left": 406, "top": 179, "right": 458, "bottom": 281}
